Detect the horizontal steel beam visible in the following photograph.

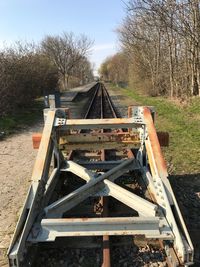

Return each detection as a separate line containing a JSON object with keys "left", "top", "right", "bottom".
{"left": 28, "top": 217, "right": 174, "bottom": 241}
{"left": 55, "top": 117, "right": 144, "bottom": 130}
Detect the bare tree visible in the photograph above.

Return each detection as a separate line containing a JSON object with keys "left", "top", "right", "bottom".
{"left": 41, "top": 32, "right": 92, "bottom": 90}
{"left": 117, "top": 0, "right": 200, "bottom": 98}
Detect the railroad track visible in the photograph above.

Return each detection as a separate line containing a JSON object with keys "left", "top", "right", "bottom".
{"left": 8, "top": 83, "right": 194, "bottom": 267}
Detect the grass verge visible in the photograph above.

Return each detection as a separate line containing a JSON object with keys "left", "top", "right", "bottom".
{"left": 0, "top": 99, "right": 43, "bottom": 135}
{"left": 110, "top": 84, "right": 200, "bottom": 175}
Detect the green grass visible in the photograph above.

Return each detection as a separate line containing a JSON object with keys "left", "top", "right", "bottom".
{"left": 0, "top": 99, "right": 44, "bottom": 135}
{"left": 110, "top": 84, "right": 200, "bottom": 175}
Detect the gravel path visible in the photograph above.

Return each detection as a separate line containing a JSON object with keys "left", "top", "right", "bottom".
{"left": 0, "top": 122, "right": 42, "bottom": 267}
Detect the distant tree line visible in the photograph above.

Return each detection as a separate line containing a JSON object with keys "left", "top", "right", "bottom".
{"left": 0, "top": 32, "right": 93, "bottom": 116}
{"left": 99, "top": 53, "right": 129, "bottom": 86}
{"left": 100, "top": 0, "right": 200, "bottom": 98}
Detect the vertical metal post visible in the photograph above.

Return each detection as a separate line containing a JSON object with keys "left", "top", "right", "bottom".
{"left": 55, "top": 91, "right": 61, "bottom": 108}
{"left": 49, "top": 95, "right": 56, "bottom": 108}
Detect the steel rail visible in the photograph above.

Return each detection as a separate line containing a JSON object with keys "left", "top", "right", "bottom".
{"left": 100, "top": 83, "right": 136, "bottom": 267}
{"left": 71, "top": 82, "right": 117, "bottom": 267}
{"left": 82, "top": 84, "right": 172, "bottom": 267}
{"left": 100, "top": 84, "right": 111, "bottom": 267}
{"left": 96, "top": 83, "right": 134, "bottom": 267}
{"left": 68, "top": 82, "right": 114, "bottom": 266}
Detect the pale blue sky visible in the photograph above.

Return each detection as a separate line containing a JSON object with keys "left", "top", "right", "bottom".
{"left": 0, "top": 0, "right": 126, "bottom": 73}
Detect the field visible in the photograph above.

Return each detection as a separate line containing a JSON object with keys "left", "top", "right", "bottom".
{"left": 109, "top": 84, "right": 200, "bottom": 175}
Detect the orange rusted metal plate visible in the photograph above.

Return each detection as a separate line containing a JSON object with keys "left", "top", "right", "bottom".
{"left": 32, "top": 133, "right": 42, "bottom": 149}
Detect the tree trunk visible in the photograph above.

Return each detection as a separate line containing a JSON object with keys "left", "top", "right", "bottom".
{"left": 169, "top": 43, "right": 174, "bottom": 98}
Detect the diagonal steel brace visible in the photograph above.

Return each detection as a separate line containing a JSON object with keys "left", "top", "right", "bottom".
{"left": 45, "top": 159, "right": 157, "bottom": 217}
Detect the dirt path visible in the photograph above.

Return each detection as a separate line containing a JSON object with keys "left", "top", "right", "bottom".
{"left": 0, "top": 122, "right": 43, "bottom": 267}
{"left": 107, "top": 84, "right": 139, "bottom": 116}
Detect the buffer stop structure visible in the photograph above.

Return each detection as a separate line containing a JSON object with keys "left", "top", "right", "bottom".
{"left": 8, "top": 103, "right": 194, "bottom": 266}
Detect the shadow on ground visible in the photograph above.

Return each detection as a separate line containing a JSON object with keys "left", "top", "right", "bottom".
{"left": 169, "top": 173, "right": 200, "bottom": 266}
{"left": 0, "top": 99, "right": 44, "bottom": 138}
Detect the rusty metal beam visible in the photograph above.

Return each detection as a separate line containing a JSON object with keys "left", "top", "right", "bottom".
{"left": 59, "top": 132, "right": 140, "bottom": 150}
{"left": 32, "top": 130, "right": 169, "bottom": 150}
{"left": 143, "top": 107, "right": 168, "bottom": 180}
{"left": 59, "top": 132, "right": 140, "bottom": 144}
{"left": 60, "top": 142, "right": 141, "bottom": 151}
